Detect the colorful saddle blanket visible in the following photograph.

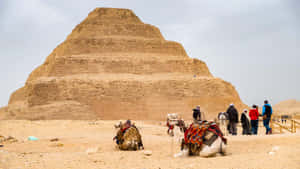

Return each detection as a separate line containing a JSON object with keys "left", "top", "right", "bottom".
{"left": 184, "top": 121, "right": 227, "bottom": 146}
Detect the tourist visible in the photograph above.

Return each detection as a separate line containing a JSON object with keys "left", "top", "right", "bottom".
{"left": 249, "top": 105, "right": 259, "bottom": 135}
{"left": 226, "top": 104, "right": 239, "bottom": 135}
{"left": 218, "top": 112, "right": 229, "bottom": 135}
{"left": 124, "top": 120, "right": 132, "bottom": 128}
{"left": 166, "top": 118, "right": 174, "bottom": 135}
{"left": 193, "top": 105, "right": 201, "bottom": 121}
{"left": 262, "top": 100, "right": 273, "bottom": 134}
{"left": 241, "top": 109, "right": 251, "bottom": 135}
{"left": 281, "top": 115, "right": 287, "bottom": 124}
{"left": 218, "top": 112, "right": 228, "bottom": 121}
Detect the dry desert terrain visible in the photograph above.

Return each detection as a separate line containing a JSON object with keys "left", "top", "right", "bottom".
{"left": 0, "top": 120, "right": 299, "bottom": 169}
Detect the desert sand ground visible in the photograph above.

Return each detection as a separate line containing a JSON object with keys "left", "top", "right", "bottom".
{"left": 0, "top": 120, "right": 299, "bottom": 169}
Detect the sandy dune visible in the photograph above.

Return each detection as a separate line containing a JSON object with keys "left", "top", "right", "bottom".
{"left": 274, "top": 99, "right": 300, "bottom": 116}
{"left": 0, "top": 120, "right": 299, "bottom": 169}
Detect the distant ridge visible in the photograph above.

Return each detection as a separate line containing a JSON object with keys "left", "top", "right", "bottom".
{"left": 274, "top": 99, "right": 300, "bottom": 114}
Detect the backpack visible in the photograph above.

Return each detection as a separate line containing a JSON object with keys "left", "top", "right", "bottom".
{"left": 264, "top": 105, "right": 272, "bottom": 118}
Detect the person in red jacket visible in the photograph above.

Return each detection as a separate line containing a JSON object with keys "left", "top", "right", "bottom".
{"left": 249, "top": 105, "right": 259, "bottom": 135}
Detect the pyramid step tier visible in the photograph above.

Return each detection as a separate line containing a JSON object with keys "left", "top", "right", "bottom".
{"left": 8, "top": 74, "right": 242, "bottom": 120}
{"left": 10, "top": 74, "right": 239, "bottom": 107}
{"left": 52, "top": 38, "right": 188, "bottom": 57}
{"left": 68, "top": 23, "right": 164, "bottom": 40}
{"left": 28, "top": 55, "right": 211, "bottom": 81}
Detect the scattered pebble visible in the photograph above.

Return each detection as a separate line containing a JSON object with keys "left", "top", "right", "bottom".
{"left": 0, "top": 136, "right": 18, "bottom": 144}
{"left": 143, "top": 150, "right": 152, "bottom": 156}
{"left": 50, "top": 138, "right": 59, "bottom": 142}
{"left": 86, "top": 147, "right": 100, "bottom": 155}
{"left": 50, "top": 143, "right": 64, "bottom": 147}
{"left": 268, "top": 145, "right": 280, "bottom": 155}
{"left": 272, "top": 146, "right": 280, "bottom": 152}
{"left": 268, "top": 151, "right": 275, "bottom": 155}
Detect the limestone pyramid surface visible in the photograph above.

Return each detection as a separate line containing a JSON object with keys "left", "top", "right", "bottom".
{"left": 1, "top": 8, "right": 245, "bottom": 120}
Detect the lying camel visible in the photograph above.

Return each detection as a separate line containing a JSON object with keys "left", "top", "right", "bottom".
{"left": 114, "top": 120, "right": 144, "bottom": 151}
{"left": 181, "top": 121, "right": 227, "bottom": 157}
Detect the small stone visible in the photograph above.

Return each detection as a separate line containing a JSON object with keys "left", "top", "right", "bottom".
{"left": 272, "top": 146, "right": 280, "bottom": 152}
{"left": 144, "top": 150, "right": 152, "bottom": 156}
{"left": 50, "top": 138, "right": 59, "bottom": 142}
{"left": 268, "top": 151, "right": 275, "bottom": 155}
{"left": 86, "top": 147, "right": 99, "bottom": 155}
{"left": 50, "top": 143, "right": 64, "bottom": 147}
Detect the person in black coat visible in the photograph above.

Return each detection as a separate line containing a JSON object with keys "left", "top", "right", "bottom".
{"left": 226, "top": 104, "right": 239, "bottom": 135}
{"left": 193, "top": 105, "right": 201, "bottom": 121}
{"left": 240, "top": 109, "right": 251, "bottom": 135}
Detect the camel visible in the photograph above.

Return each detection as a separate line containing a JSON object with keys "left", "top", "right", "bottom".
{"left": 166, "top": 113, "right": 187, "bottom": 136}
{"left": 114, "top": 120, "right": 144, "bottom": 151}
{"left": 180, "top": 121, "right": 227, "bottom": 157}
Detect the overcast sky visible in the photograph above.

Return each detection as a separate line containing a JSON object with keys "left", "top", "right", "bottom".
{"left": 0, "top": 0, "right": 299, "bottom": 107}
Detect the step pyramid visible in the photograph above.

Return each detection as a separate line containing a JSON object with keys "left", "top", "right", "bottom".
{"left": 2, "top": 8, "right": 245, "bottom": 120}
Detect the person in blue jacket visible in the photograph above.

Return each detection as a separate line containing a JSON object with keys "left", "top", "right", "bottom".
{"left": 262, "top": 100, "right": 273, "bottom": 134}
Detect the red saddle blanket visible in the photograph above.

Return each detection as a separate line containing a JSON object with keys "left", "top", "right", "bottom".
{"left": 184, "top": 121, "right": 227, "bottom": 146}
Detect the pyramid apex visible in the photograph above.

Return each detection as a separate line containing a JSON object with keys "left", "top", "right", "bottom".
{"left": 85, "top": 7, "right": 142, "bottom": 24}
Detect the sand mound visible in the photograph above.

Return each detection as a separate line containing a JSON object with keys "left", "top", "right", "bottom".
{"left": 274, "top": 99, "right": 300, "bottom": 115}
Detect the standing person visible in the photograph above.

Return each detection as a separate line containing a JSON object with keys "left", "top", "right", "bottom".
{"left": 249, "top": 105, "right": 259, "bottom": 135}
{"left": 226, "top": 104, "right": 239, "bottom": 135}
{"left": 262, "top": 100, "right": 273, "bottom": 134}
{"left": 218, "top": 112, "right": 229, "bottom": 135}
{"left": 193, "top": 106, "right": 201, "bottom": 121}
{"left": 241, "top": 109, "right": 251, "bottom": 135}
{"left": 166, "top": 118, "right": 174, "bottom": 136}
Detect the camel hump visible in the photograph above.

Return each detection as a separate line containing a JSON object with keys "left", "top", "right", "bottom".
{"left": 123, "top": 127, "right": 141, "bottom": 141}
{"left": 119, "top": 126, "right": 143, "bottom": 150}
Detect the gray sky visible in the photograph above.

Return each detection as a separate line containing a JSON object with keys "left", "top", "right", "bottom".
{"left": 0, "top": 0, "right": 299, "bottom": 107}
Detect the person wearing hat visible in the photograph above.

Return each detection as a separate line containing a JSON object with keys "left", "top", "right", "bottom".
{"left": 193, "top": 105, "right": 202, "bottom": 121}
{"left": 240, "top": 109, "right": 251, "bottom": 135}
{"left": 226, "top": 104, "right": 239, "bottom": 135}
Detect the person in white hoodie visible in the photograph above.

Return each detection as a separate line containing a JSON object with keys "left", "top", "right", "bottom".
{"left": 240, "top": 109, "right": 251, "bottom": 135}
